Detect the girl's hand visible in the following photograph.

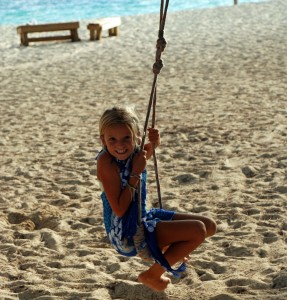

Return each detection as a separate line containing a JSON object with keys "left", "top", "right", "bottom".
{"left": 132, "top": 150, "right": 147, "bottom": 174}
{"left": 148, "top": 128, "right": 160, "bottom": 148}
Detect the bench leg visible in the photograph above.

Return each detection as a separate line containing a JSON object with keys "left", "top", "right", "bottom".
{"left": 108, "top": 27, "right": 119, "bottom": 37}
{"left": 71, "top": 29, "right": 80, "bottom": 42}
{"left": 96, "top": 26, "right": 102, "bottom": 40}
{"left": 89, "top": 28, "right": 96, "bottom": 41}
{"left": 20, "top": 32, "right": 29, "bottom": 46}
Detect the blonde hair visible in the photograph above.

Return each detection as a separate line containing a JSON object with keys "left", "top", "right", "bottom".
{"left": 99, "top": 106, "right": 141, "bottom": 145}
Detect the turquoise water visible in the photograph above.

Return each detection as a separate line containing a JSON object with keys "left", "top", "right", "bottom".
{"left": 0, "top": 0, "right": 266, "bottom": 25}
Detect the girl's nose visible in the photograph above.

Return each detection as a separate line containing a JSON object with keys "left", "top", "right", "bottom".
{"left": 117, "top": 140, "right": 125, "bottom": 147}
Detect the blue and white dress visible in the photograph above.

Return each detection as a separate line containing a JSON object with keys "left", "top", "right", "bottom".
{"left": 97, "top": 149, "right": 186, "bottom": 277}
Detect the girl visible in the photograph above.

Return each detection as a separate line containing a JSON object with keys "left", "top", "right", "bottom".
{"left": 96, "top": 106, "right": 216, "bottom": 291}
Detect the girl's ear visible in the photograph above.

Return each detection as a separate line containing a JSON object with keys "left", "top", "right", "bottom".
{"left": 100, "top": 135, "right": 106, "bottom": 146}
{"left": 136, "top": 131, "right": 142, "bottom": 146}
{"left": 136, "top": 136, "right": 142, "bottom": 146}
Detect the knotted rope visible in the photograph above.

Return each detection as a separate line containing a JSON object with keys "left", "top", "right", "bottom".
{"left": 138, "top": 0, "right": 169, "bottom": 221}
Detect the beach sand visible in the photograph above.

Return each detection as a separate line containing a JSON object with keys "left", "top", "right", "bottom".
{"left": 0, "top": 0, "right": 286, "bottom": 299}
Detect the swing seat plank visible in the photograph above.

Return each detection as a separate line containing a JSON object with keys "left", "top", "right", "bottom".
{"left": 87, "top": 17, "right": 121, "bottom": 41}
{"left": 16, "top": 22, "right": 80, "bottom": 46}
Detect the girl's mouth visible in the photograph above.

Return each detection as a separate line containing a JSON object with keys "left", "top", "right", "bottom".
{"left": 116, "top": 149, "right": 128, "bottom": 155}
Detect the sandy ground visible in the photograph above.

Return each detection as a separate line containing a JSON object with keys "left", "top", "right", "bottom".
{"left": 0, "top": 0, "right": 287, "bottom": 299}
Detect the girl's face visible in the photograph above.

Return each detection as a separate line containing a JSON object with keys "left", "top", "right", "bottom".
{"left": 101, "top": 124, "right": 136, "bottom": 160}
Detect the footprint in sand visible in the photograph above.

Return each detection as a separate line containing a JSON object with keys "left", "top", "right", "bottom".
{"left": 8, "top": 208, "right": 61, "bottom": 231}
{"left": 40, "top": 228, "right": 63, "bottom": 252}
{"left": 8, "top": 212, "right": 29, "bottom": 224}
{"left": 13, "top": 288, "right": 51, "bottom": 299}
{"left": 227, "top": 276, "right": 270, "bottom": 289}
{"left": 198, "top": 271, "right": 217, "bottom": 281}
{"left": 172, "top": 173, "right": 200, "bottom": 184}
{"left": 262, "top": 231, "right": 280, "bottom": 244}
{"left": 241, "top": 165, "right": 258, "bottom": 178}
{"left": 209, "top": 294, "right": 240, "bottom": 300}
{"left": 224, "top": 243, "right": 254, "bottom": 257}
{"left": 8, "top": 212, "right": 36, "bottom": 231}
{"left": 14, "top": 231, "right": 42, "bottom": 247}
{"left": 242, "top": 207, "right": 261, "bottom": 216}
{"left": 275, "top": 185, "right": 287, "bottom": 194}
{"left": 272, "top": 270, "right": 287, "bottom": 289}
{"left": 112, "top": 280, "right": 168, "bottom": 300}
{"left": 194, "top": 260, "right": 226, "bottom": 275}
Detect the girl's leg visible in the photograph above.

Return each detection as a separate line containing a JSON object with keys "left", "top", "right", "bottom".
{"left": 172, "top": 212, "right": 217, "bottom": 237}
{"left": 138, "top": 219, "right": 206, "bottom": 291}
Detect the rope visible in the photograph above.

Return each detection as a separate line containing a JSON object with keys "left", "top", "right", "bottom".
{"left": 151, "top": 89, "right": 162, "bottom": 209}
{"left": 138, "top": 0, "right": 169, "bottom": 220}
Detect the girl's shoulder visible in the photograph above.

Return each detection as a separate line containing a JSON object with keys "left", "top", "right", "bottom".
{"left": 96, "top": 150, "right": 118, "bottom": 179}
{"left": 97, "top": 150, "right": 114, "bottom": 167}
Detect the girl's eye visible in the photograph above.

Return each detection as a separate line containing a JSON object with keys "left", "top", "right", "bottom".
{"left": 124, "top": 136, "right": 131, "bottom": 141}
{"left": 108, "top": 137, "right": 116, "bottom": 142}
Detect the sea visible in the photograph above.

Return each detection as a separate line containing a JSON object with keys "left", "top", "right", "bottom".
{"left": 0, "top": 0, "right": 267, "bottom": 25}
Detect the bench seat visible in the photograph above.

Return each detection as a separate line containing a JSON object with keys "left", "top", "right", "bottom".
{"left": 87, "top": 17, "right": 121, "bottom": 41}
{"left": 16, "top": 22, "right": 80, "bottom": 46}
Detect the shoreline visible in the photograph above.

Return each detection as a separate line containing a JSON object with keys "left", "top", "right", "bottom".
{"left": 0, "top": 0, "right": 273, "bottom": 27}
{"left": 0, "top": 0, "right": 268, "bottom": 26}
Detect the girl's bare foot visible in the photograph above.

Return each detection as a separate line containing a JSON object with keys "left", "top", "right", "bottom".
{"left": 138, "top": 271, "right": 171, "bottom": 292}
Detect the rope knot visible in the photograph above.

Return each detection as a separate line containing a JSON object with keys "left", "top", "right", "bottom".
{"left": 156, "top": 37, "right": 167, "bottom": 52}
{"left": 153, "top": 59, "right": 164, "bottom": 75}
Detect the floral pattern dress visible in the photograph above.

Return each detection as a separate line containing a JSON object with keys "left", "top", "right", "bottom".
{"left": 97, "top": 149, "right": 186, "bottom": 277}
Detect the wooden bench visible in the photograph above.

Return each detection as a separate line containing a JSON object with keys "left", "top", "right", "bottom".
{"left": 87, "top": 17, "right": 121, "bottom": 41}
{"left": 16, "top": 22, "right": 80, "bottom": 46}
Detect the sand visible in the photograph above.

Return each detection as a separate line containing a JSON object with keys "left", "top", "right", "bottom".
{"left": 0, "top": 0, "right": 286, "bottom": 299}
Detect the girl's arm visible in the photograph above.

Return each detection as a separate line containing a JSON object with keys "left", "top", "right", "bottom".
{"left": 97, "top": 151, "right": 146, "bottom": 217}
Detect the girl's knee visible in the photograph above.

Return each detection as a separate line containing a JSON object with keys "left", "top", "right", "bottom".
{"left": 193, "top": 220, "right": 207, "bottom": 243}
{"left": 206, "top": 218, "right": 217, "bottom": 237}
